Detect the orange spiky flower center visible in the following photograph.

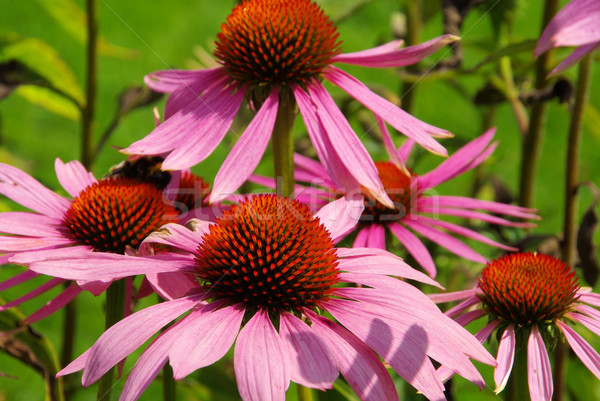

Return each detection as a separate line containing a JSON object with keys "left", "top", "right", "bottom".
{"left": 360, "top": 161, "right": 416, "bottom": 223}
{"left": 173, "top": 171, "right": 210, "bottom": 212}
{"left": 63, "top": 178, "right": 178, "bottom": 254}
{"left": 195, "top": 195, "right": 339, "bottom": 313}
{"left": 478, "top": 252, "right": 580, "bottom": 326}
{"left": 214, "top": 0, "right": 341, "bottom": 90}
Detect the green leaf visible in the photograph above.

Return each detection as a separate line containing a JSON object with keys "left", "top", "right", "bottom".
{"left": 0, "top": 299, "right": 65, "bottom": 401}
{"left": 14, "top": 86, "right": 80, "bottom": 120}
{"left": 0, "top": 32, "right": 84, "bottom": 108}
{"left": 34, "top": 0, "right": 137, "bottom": 59}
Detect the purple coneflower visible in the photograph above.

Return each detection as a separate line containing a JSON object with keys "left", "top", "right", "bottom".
{"left": 431, "top": 252, "right": 600, "bottom": 401}
{"left": 0, "top": 159, "right": 208, "bottom": 322}
{"left": 534, "top": 0, "right": 600, "bottom": 75}
{"left": 256, "top": 128, "right": 538, "bottom": 277}
{"left": 126, "top": 0, "right": 459, "bottom": 204}
{"left": 60, "top": 195, "right": 495, "bottom": 401}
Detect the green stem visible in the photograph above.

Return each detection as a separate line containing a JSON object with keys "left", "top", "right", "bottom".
{"left": 82, "top": 0, "right": 98, "bottom": 168}
{"left": 518, "top": 0, "right": 559, "bottom": 208}
{"left": 96, "top": 280, "right": 126, "bottom": 401}
{"left": 554, "top": 53, "right": 593, "bottom": 401}
{"left": 60, "top": 290, "right": 77, "bottom": 399}
{"left": 162, "top": 362, "right": 176, "bottom": 401}
{"left": 271, "top": 86, "right": 297, "bottom": 197}
{"left": 399, "top": 0, "right": 421, "bottom": 113}
{"left": 506, "top": 339, "right": 529, "bottom": 401}
{"left": 297, "top": 383, "right": 316, "bottom": 401}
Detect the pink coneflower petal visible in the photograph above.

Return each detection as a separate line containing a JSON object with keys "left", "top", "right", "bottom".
{"left": 402, "top": 220, "right": 488, "bottom": 264}
{"left": 0, "top": 278, "right": 63, "bottom": 312}
{"left": 162, "top": 69, "right": 228, "bottom": 118}
{"left": 170, "top": 304, "right": 244, "bottom": 379}
{"left": 534, "top": 0, "right": 600, "bottom": 57}
{"left": 209, "top": 90, "right": 279, "bottom": 203}
{"left": 144, "top": 68, "right": 222, "bottom": 93}
{"left": 279, "top": 312, "right": 338, "bottom": 390}
{"left": 306, "top": 82, "right": 392, "bottom": 208}
{"left": 572, "top": 303, "right": 600, "bottom": 324}
{"left": 324, "top": 67, "right": 449, "bottom": 155}
{"left": 0, "top": 270, "right": 37, "bottom": 291}
{"left": 24, "top": 283, "right": 82, "bottom": 324}
{"left": 494, "top": 325, "right": 516, "bottom": 394}
{"left": 418, "top": 128, "right": 495, "bottom": 190}
{"left": 428, "top": 288, "right": 476, "bottom": 304}
{"left": 332, "top": 34, "right": 459, "bottom": 68}
{"left": 444, "top": 294, "right": 482, "bottom": 318}
{"left": 54, "top": 158, "right": 96, "bottom": 197}
{"left": 0, "top": 236, "right": 74, "bottom": 252}
{"left": 145, "top": 271, "right": 196, "bottom": 301}
{"left": 352, "top": 227, "right": 370, "bottom": 248}
{"left": 80, "top": 296, "right": 201, "bottom": 385}
{"left": 376, "top": 116, "right": 409, "bottom": 173}
{"left": 0, "top": 163, "right": 70, "bottom": 219}
{"left": 307, "top": 311, "right": 399, "bottom": 401}
{"left": 234, "top": 309, "right": 289, "bottom": 401}
{"left": 315, "top": 195, "right": 364, "bottom": 242}
{"left": 567, "top": 310, "right": 600, "bottom": 337}
{"left": 420, "top": 205, "right": 535, "bottom": 228}
{"left": 139, "top": 222, "right": 209, "bottom": 256}
{"left": 0, "top": 212, "right": 64, "bottom": 237}
{"left": 557, "top": 320, "right": 600, "bottom": 380}
{"left": 415, "top": 216, "right": 517, "bottom": 251}
{"left": 579, "top": 292, "right": 600, "bottom": 307}
{"left": 293, "top": 153, "right": 332, "bottom": 185}
{"left": 10, "top": 246, "right": 92, "bottom": 265}
{"left": 421, "top": 196, "right": 539, "bottom": 219}
{"left": 124, "top": 81, "right": 244, "bottom": 170}
{"left": 549, "top": 41, "right": 600, "bottom": 75}
{"left": 528, "top": 326, "right": 553, "bottom": 401}
{"left": 337, "top": 249, "right": 441, "bottom": 288}
{"left": 58, "top": 349, "right": 91, "bottom": 377}
{"left": 120, "top": 328, "right": 179, "bottom": 401}
{"left": 388, "top": 222, "right": 436, "bottom": 277}
{"left": 365, "top": 224, "right": 386, "bottom": 250}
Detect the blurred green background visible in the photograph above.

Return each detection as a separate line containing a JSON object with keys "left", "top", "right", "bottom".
{"left": 1, "top": 0, "right": 599, "bottom": 400}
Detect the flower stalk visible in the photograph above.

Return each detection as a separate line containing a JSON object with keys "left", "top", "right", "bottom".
{"left": 506, "top": 338, "right": 529, "bottom": 401}
{"left": 518, "top": 0, "right": 560, "bottom": 208}
{"left": 272, "top": 86, "right": 297, "bottom": 197}
{"left": 97, "top": 279, "right": 126, "bottom": 401}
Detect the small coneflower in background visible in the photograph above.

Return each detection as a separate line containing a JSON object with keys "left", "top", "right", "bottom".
{"left": 127, "top": 0, "right": 459, "bottom": 204}
{"left": 431, "top": 252, "right": 600, "bottom": 401}
{"left": 254, "top": 128, "right": 538, "bottom": 277}
{"left": 0, "top": 159, "right": 208, "bottom": 322}
{"left": 60, "top": 195, "right": 495, "bottom": 401}
{"left": 534, "top": 0, "right": 600, "bottom": 75}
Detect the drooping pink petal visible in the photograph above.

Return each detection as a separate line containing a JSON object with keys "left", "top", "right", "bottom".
{"left": 293, "top": 153, "right": 333, "bottom": 185}
{"left": 376, "top": 116, "right": 409, "bottom": 174}
{"left": 145, "top": 271, "right": 196, "bottom": 301}
{"left": 234, "top": 309, "right": 288, "bottom": 401}
{"left": 403, "top": 220, "right": 488, "bottom": 264}
{"left": 144, "top": 68, "right": 223, "bottom": 93}
{"left": 279, "top": 312, "right": 338, "bottom": 390}
{"left": 534, "top": 0, "right": 600, "bottom": 57}
{"left": 418, "top": 128, "right": 495, "bottom": 190}
{"left": 0, "top": 278, "right": 64, "bottom": 312}
{"left": 163, "top": 68, "right": 228, "bottom": 118}
{"left": 306, "top": 82, "right": 392, "bottom": 208}
{"left": 0, "top": 163, "right": 70, "bottom": 219}
{"left": 315, "top": 195, "right": 363, "bottom": 242}
{"left": 352, "top": 227, "right": 370, "bottom": 248}
{"left": 337, "top": 250, "right": 441, "bottom": 288}
{"left": 305, "top": 310, "right": 399, "bottom": 401}
{"left": 419, "top": 205, "right": 535, "bottom": 229}
{"left": 397, "top": 138, "right": 416, "bottom": 163}
{"left": 209, "top": 89, "right": 279, "bottom": 203}
{"left": 54, "top": 158, "right": 96, "bottom": 198}
{"left": 0, "top": 236, "right": 74, "bottom": 253}
{"left": 557, "top": 320, "right": 600, "bottom": 380}
{"left": 293, "top": 85, "right": 362, "bottom": 196}
{"left": 10, "top": 245, "right": 92, "bottom": 265}
{"left": 494, "top": 325, "right": 516, "bottom": 394}
{"left": 325, "top": 298, "right": 447, "bottom": 401}
{"left": 119, "top": 325, "right": 181, "bottom": 401}
{"left": 421, "top": 196, "right": 539, "bottom": 219}
{"left": 415, "top": 215, "right": 517, "bottom": 250}
{"left": 579, "top": 292, "right": 600, "bottom": 307}
{"left": 323, "top": 67, "right": 450, "bottom": 152}
{"left": 139, "top": 222, "right": 207, "bottom": 256}
{"left": 81, "top": 296, "right": 201, "bottom": 385}
{"left": 570, "top": 305, "right": 600, "bottom": 332}
{"left": 0, "top": 212, "right": 65, "bottom": 238}
{"left": 388, "top": 222, "right": 436, "bottom": 276}
{"left": 444, "top": 294, "right": 482, "bottom": 318}
{"left": 124, "top": 81, "right": 244, "bottom": 170}
{"left": 549, "top": 41, "right": 600, "bottom": 75}
{"left": 428, "top": 288, "right": 476, "bottom": 304}
{"left": 365, "top": 224, "right": 386, "bottom": 250}
{"left": 527, "top": 326, "right": 553, "bottom": 401}
{"left": 29, "top": 254, "right": 188, "bottom": 283}
{"left": 0, "top": 270, "right": 37, "bottom": 291}
{"left": 332, "top": 35, "right": 459, "bottom": 68}
{"left": 58, "top": 348, "right": 91, "bottom": 377}
{"left": 24, "top": 283, "right": 82, "bottom": 324}
{"left": 170, "top": 304, "right": 244, "bottom": 379}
